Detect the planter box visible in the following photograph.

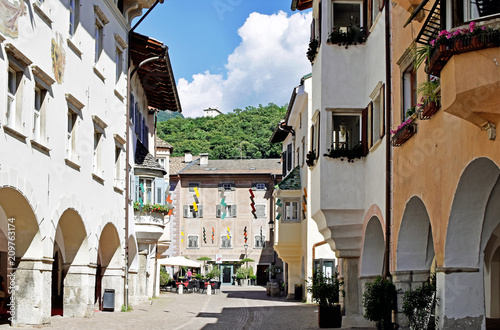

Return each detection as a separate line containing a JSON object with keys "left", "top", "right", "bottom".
{"left": 426, "top": 44, "right": 452, "bottom": 77}
{"left": 391, "top": 118, "right": 417, "bottom": 147}
{"left": 419, "top": 101, "right": 440, "bottom": 120}
{"left": 318, "top": 305, "right": 342, "bottom": 328}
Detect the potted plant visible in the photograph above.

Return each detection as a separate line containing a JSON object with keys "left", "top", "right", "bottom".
{"left": 307, "top": 271, "right": 342, "bottom": 328}
{"left": 402, "top": 274, "right": 437, "bottom": 330}
{"left": 328, "top": 25, "right": 367, "bottom": 48}
{"left": 249, "top": 274, "right": 257, "bottom": 286}
{"left": 391, "top": 113, "right": 418, "bottom": 147}
{"left": 236, "top": 267, "right": 247, "bottom": 286}
{"left": 307, "top": 38, "right": 319, "bottom": 63}
{"left": 417, "top": 80, "right": 440, "bottom": 119}
{"left": 362, "top": 276, "right": 397, "bottom": 330}
{"left": 306, "top": 150, "right": 316, "bottom": 167}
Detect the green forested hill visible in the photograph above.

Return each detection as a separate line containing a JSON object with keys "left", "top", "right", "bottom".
{"left": 157, "top": 110, "right": 184, "bottom": 121}
{"left": 157, "top": 103, "right": 286, "bottom": 159}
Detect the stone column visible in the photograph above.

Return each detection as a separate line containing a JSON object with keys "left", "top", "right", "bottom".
{"left": 286, "top": 259, "right": 302, "bottom": 300}
{"left": 392, "top": 270, "right": 431, "bottom": 329}
{"left": 63, "top": 264, "right": 94, "bottom": 317}
{"left": 435, "top": 269, "right": 485, "bottom": 329}
{"left": 127, "top": 269, "right": 138, "bottom": 305}
{"left": 137, "top": 248, "right": 148, "bottom": 301}
{"left": 101, "top": 267, "right": 124, "bottom": 312}
{"left": 340, "top": 257, "right": 373, "bottom": 328}
{"left": 10, "top": 258, "right": 52, "bottom": 326}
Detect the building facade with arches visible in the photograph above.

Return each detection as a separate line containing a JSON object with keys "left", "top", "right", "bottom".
{"left": 0, "top": 0, "right": 180, "bottom": 326}
{"left": 392, "top": 0, "right": 500, "bottom": 328}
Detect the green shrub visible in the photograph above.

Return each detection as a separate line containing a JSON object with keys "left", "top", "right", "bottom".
{"left": 362, "top": 276, "right": 396, "bottom": 330}
{"left": 160, "top": 267, "right": 171, "bottom": 286}
{"left": 402, "top": 274, "right": 436, "bottom": 329}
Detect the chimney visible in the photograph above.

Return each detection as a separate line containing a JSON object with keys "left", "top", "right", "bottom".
{"left": 200, "top": 153, "right": 209, "bottom": 166}
{"left": 184, "top": 150, "right": 192, "bottom": 163}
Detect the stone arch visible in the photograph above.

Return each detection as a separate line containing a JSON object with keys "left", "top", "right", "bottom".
{"left": 445, "top": 157, "right": 500, "bottom": 268}
{"left": 95, "top": 222, "right": 123, "bottom": 311}
{"left": 360, "top": 216, "right": 385, "bottom": 276}
{"left": 397, "top": 196, "right": 435, "bottom": 271}
{"left": 0, "top": 186, "right": 43, "bottom": 259}
{"left": 437, "top": 157, "right": 500, "bottom": 329}
{"left": 52, "top": 208, "right": 92, "bottom": 317}
{"left": 128, "top": 234, "right": 138, "bottom": 271}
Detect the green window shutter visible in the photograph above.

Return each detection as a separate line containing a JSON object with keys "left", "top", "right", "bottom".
{"left": 134, "top": 176, "right": 140, "bottom": 202}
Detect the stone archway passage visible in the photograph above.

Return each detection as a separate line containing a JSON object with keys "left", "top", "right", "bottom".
{"left": 95, "top": 223, "right": 123, "bottom": 312}
{"left": 395, "top": 196, "right": 435, "bottom": 329}
{"left": 440, "top": 158, "right": 500, "bottom": 329}
{"left": 397, "top": 196, "right": 435, "bottom": 272}
{"left": 54, "top": 209, "right": 91, "bottom": 317}
{"left": 360, "top": 216, "right": 385, "bottom": 277}
{"left": 0, "top": 187, "right": 49, "bottom": 325}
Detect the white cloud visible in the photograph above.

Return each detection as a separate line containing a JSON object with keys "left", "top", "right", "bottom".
{"left": 177, "top": 10, "right": 312, "bottom": 118}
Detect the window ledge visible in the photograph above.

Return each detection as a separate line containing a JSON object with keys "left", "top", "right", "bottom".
{"left": 93, "top": 66, "right": 105, "bottom": 82}
{"left": 33, "top": 3, "right": 52, "bottom": 26}
{"left": 30, "top": 139, "right": 51, "bottom": 154}
{"left": 92, "top": 173, "right": 105, "bottom": 185}
{"left": 186, "top": 247, "right": 200, "bottom": 250}
{"left": 114, "top": 89, "right": 125, "bottom": 101}
{"left": 369, "top": 138, "right": 383, "bottom": 153}
{"left": 3, "top": 126, "right": 27, "bottom": 143}
{"left": 67, "top": 38, "right": 83, "bottom": 57}
{"left": 114, "top": 186, "right": 124, "bottom": 194}
{"left": 65, "top": 158, "right": 81, "bottom": 171}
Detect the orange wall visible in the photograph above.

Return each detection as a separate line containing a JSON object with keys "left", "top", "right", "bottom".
{"left": 390, "top": 2, "right": 500, "bottom": 268}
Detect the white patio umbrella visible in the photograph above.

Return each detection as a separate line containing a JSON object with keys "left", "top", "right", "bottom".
{"left": 158, "top": 256, "right": 201, "bottom": 268}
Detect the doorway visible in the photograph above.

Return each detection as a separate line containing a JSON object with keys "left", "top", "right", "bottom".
{"left": 221, "top": 265, "right": 233, "bottom": 285}
{"left": 257, "top": 265, "right": 267, "bottom": 286}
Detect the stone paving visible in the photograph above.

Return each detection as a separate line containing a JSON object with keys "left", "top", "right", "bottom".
{"left": 3, "top": 285, "right": 372, "bottom": 329}
{"left": 28, "top": 285, "right": 318, "bottom": 329}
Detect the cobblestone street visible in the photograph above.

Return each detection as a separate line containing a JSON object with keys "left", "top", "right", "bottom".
{"left": 25, "top": 286, "right": 322, "bottom": 330}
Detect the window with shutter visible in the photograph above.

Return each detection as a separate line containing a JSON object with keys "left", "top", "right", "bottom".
{"left": 183, "top": 205, "right": 189, "bottom": 218}
{"left": 287, "top": 143, "right": 292, "bottom": 171}
{"left": 221, "top": 236, "right": 232, "bottom": 248}
{"left": 134, "top": 176, "right": 139, "bottom": 202}
{"left": 188, "top": 235, "right": 198, "bottom": 248}
{"left": 231, "top": 205, "right": 237, "bottom": 218}
{"left": 256, "top": 205, "right": 266, "bottom": 218}
{"left": 198, "top": 205, "right": 204, "bottom": 218}
{"left": 255, "top": 235, "right": 265, "bottom": 248}
{"left": 216, "top": 205, "right": 221, "bottom": 218}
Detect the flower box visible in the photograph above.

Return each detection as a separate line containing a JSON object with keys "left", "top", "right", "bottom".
{"left": 426, "top": 44, "right": 452, "bottom": 77}
{"left": 419, "top": 101, "right": 440, "bottom": 120}
{"left": 391, "top": 115, "right": 417, "bottom": 147}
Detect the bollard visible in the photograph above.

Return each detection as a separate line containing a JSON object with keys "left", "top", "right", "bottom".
{"left": 207, "top": 283, "right": 212, "bottom": 295}
{"left": 179, "top": 284, "right": 183, "bottom": 294}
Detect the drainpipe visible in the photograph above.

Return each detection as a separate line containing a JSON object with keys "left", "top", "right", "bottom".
{"left": 125, "top": 0, "right": 164, "bottom": 311}
{"left": 312, "top": 241, "right": 327, "bottom": 272}
{"left": 384, "top": 0, "right": 392, "bottom": 279}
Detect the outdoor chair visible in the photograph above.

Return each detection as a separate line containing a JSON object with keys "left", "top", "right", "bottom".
{"left": 187, "top": 281, "right": 195, "bottom": 293}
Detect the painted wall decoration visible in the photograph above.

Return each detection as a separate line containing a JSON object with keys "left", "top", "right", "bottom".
{"left": 0, "top": 0, "right": 26, "bottom": 38}
{"left": 51, "top": 33, "right": 65, "bottom": 84}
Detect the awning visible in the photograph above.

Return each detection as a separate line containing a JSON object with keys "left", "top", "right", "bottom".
{"left": 158, "top": 256, "right": 201, "bottom": 268}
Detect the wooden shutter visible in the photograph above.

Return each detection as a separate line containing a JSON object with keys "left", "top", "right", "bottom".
{"left": 129, "top": 94, "right": 134, "bottom": 122}
{"left": 316, "top": 113, "right": 321, "bottom": 159}
{"left": 154, "top": 178, "right": 165, "bottom": 205}
{"left": 216, "top": 205, "right": 221, "bottom": 218}
{"left": 380, "top": 84, "right": 385, "bottom": 139}
{"left": 362, "top": 107, "right": 368, "bottom": 156}
{"left": 368, "top": 102, "right": 373, "bottom": 149}
{"left": 135, "top": 176, "right": 140, "bottom": 203}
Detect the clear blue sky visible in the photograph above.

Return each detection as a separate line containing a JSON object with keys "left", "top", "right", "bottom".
{"left": 135, "top": 0, "right": 312, "bottom": 117}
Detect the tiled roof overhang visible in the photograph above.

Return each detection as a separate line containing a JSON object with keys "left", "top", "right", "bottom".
{"left": 130, "top": 32, "right": 182, "bottom": 113}
{"left": 291, "top": 0, "right": 313, "bottom": 11}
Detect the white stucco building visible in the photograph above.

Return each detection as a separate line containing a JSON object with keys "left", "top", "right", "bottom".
{"left": 0, "top": 0, "right": 180, "bottom": 325}
{"left": 270, "top": 74, "right": 336, "bottom": 302}
{"left": 292, "top": 0, "right": 388, "bottom": 326}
